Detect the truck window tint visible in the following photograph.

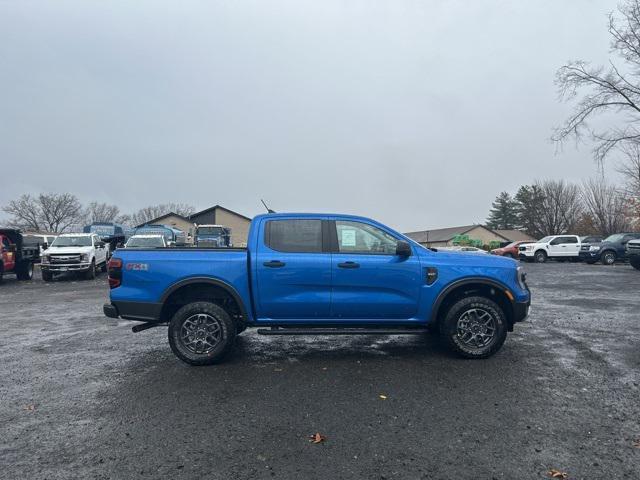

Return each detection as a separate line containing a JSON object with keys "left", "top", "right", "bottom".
{"left": 266, "top": 220, "right": 322, "bottom": 253}
{"left": 336, "top": 221, "right": 398, "bottom": 254}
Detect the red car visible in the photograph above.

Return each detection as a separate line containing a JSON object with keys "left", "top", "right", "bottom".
{"left": 490, "top": 241, "right": 530, "bottom": 258}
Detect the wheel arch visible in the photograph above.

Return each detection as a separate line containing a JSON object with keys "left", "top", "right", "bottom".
{"left": 432, "top": 278, "right": 516, "bottom": 331}
{"left": 159, "top": 277, "right": 248, "bottom": 326}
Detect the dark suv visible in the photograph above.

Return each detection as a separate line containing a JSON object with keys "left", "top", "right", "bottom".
{"left": 627, "top": 239, "right": 640, "bottom": 270}
{"left": 579, "top": 233, "right": 640, "bottom": 265}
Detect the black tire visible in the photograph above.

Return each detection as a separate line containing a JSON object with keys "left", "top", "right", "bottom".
{"left": 100, "top": 261, "right": 108, "bottom": 273}
{"left": 168, "top": 302, "right": 236, "bottom": 366}
{"left": 16, "top": 261, "right": 33, "bottom": 281}
{"left": 534, "top": 250, "right": 547, "bottom": 263}
{"left": 586, "top": 260, "right": 596, "bottom": 265}
{"left": 0, "top": 265, "right": 3, "bottom": 284}
{"left": 630, "top": 256, "right": 640, "bottom": 271}
{"left": 42, "top": 270, "right": 53, "bottom": 282}
{"left": 601, "top": 250, "right": 616, "bottom": 265}
{"left": 440, "top": 296, "right": 508, "bottom": 359}
{"left": 85, "top": 260, "right": 96, "bottom": 280}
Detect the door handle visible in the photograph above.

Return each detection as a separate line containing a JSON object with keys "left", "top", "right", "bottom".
{"left": 263, "top": 260, "right": 285, "bottom": 268}
{"left": 338, "top": 261, "right": 360, "bottom": 269}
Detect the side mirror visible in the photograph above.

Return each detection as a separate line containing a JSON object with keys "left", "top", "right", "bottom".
{"left": 396, "top": 240, "right": 412, "bottom": 257}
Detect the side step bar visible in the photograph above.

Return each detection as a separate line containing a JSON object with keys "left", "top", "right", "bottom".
{"left": 257, "top": 327, "right": 429, "bottom": 336}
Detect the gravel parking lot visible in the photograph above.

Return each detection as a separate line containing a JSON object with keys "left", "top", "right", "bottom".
{"left": 1, "top": 262, "right": 639, "bottom": 479}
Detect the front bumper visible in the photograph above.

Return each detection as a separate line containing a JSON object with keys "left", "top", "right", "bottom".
{"left": 41, "top": 262, "right": 91, "bottom": 272}
{"left": 513, "top": 299, "right": 530, "bottom": 323}
{"left": 578, "top": 250, "right": 601, "bottom": 262}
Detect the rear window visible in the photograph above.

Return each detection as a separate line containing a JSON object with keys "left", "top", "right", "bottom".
{"left": 265, "top": 220, "right": 322, "bottom": 253}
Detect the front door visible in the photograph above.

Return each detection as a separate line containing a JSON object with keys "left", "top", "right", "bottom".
{"left": 330, "top": 220, "right": 422, "bottom": 320}
{"left": 255, "top": 218, "right": 332, "bottom": 320}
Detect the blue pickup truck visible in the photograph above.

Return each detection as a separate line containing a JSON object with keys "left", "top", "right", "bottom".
{"left": 104, "top": 213, "right": 530, "bottom": 365}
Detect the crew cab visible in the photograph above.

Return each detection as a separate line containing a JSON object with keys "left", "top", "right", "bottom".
{"left": 41, "top": 233, "right": 109, "bottom": 281}
{"left": 518, "top": 235, "right": 581, "bottom": 263}
{"left": 625, "top": 239, "right": 640, "bottom": 270}
{"left": 0, "top": 229, "right": 39, "bottom": 283}
{"left": 579, "top": 232, "right": 640, "bottom": 265}
{"left": 104, "top": 213, "right": 530, "bottom": 365}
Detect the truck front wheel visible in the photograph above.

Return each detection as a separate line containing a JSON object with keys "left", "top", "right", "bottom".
{"left": 630, "top": 257, "right": 640, "bottom": 271}
{"left": 16, "top": 261, "right": 33, "bottom": 281}
{"left": 601, "top": 251, "right": 616, "bottom": 265}
{"left": 85, "top": 260, "right": 96, "bottom": 280}
{"left": 440, "top": 296, "right": 508, "bottom": 359}
{"left": 168, "top": 302, "right": 236, "bottom": 366}
{"left": 534, "top": 250, "right": 547, "bottom": 263}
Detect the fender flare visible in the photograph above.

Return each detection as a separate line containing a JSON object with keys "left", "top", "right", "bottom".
{"left": 431, "top": 277, "right": 515, "bottom": 323}
{"left": 160, "top": 276, "right": 248, "bottom": 322}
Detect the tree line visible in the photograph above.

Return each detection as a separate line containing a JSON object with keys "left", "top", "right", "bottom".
{"left": 1, "top": 193, "right": 196, "bottom": 233}
{"left": 486, "top": 177, "right": 637, "bottom": 238}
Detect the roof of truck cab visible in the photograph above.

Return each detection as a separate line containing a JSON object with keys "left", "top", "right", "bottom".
{"left": 58, "top": 233, "right": 92, "bottom": 237}
{"left": 253, "top": 213, "right": 377, "bottom": 221}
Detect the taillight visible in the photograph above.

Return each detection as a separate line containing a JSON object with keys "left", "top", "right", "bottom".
{"left": 108, "top": 257, "right": 122, "bottom": 289}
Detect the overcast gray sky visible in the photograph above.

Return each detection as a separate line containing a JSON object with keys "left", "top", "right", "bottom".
{"left": 0, "top": 0, "right": 621, "bottom": 231}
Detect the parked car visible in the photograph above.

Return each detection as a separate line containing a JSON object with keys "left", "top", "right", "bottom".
{"left": 627, "top": 239, "right": 640, "bottom": 270}
{"left": 22, "top": 233, "right": 57, "bottom": 257}
{"left": 579, "top": 232, "right": 640, "bottom": 265}
{"left": 83, "top": 222, "right": 132, "bottom": 256}
{"left": 0, "top": 228, "right": 39, "bottom": 283}
{"left": 490, "top": 241, "right": 530, "bottom": 258}
{"left": 518, "top": 235, "right": 581, "bottom": 263}
{"left": 133, "top": 224, "right": 186, "bottom": 246}
{"left": 580, "top": 235, "right": 603, "bottom": 244}
{"left": 104, "top": 213, "right": 531, "bottom": 365}
{"left": 41, "top": 233, "right": 109, "bottom": 281}
{"left": 125, "top": 235, "right": 167, "bottom": 248}
{"left": 195, "top": 225, "right": 232, "bottom": 247}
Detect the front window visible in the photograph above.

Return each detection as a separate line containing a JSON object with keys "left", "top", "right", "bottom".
{"left": 335, "top": 221, "right": 398, "bottom": 254}
{"left": 604, "top": 234, "right": 624, "bottom": 243}
{"left": 539, "top": 236, "right": 553, "bottom": 243}
{"left": 51, "top": 236, "right": 92, "bottom": 247}
{"left": 198, "top": 227, "right": 224, "bottom": 236}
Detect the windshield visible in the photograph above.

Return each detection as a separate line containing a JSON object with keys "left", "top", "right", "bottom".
{"left": 22, "top": 236, "right": 43, "bottom": 246}
{"left": 604, "top": 234, "right": 624, "bottom": 242}
{"left": 126, "top": 237, "right": 164, "bottom": 247}
{"left": 198, "top": 227, "right": 224, "bottom": 236}
{"left": 51, "top": 236, "right": 92, "bottom": 247}
{"left": 539, "top": 236, "right": 552, "bottom": 243}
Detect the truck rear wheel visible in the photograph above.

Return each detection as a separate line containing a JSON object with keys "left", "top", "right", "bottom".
{"left": 168, "top": 302, "right": 236, "bottom": 366}
{"left": 440, "top": 296, "right": 508, "bottom": 359}
{"left": 16, "top": 261, "right": 33, "bottom": 281}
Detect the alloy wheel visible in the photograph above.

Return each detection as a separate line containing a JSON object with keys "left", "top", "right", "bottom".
{"left": 180, "top": 313, "right": 223, "bottom": 355}
{"left": 456, "top": 308, "right": 497, "bottom": 350}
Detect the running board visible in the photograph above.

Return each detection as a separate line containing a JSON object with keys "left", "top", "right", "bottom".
{"left": 256, "top": 327, "right": 429, "bottom": 336}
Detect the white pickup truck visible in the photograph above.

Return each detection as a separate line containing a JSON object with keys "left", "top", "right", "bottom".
{"left": 41, "top": 233, "right": 109, "bottom": 281}
{"left": 518, "top": 235, "right": 581, "bottom": 263}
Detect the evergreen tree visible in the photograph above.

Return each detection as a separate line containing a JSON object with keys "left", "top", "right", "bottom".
{"left": 486, "top": 192, "right": 518, "bottom": 230}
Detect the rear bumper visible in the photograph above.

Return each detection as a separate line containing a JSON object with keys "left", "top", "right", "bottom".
{"left": 103, "top": 301, "right": 162, "bottom": 322}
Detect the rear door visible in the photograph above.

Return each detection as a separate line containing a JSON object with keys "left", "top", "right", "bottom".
{"left": 329, "top": 219, "right": 422, "bottom": 320}
{"left": 1, "top": 236, "right": 16, "bottom": 271}
{"left": 255, "top": 218, "right": 332, "bottom": 320}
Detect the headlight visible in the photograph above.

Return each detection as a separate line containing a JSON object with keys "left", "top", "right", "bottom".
{"left": 589, "top": 245, "right": 600, "bottom": 251}
{"left": 81, "top": 254, "right": 89, "bottom": 262}
{"left": 516, "top": 266, "right": 527, "bottom": 290}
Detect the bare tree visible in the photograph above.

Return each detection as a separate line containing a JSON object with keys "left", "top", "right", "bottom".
{"left": 617, "top": 141, "right": 640, "bottom": 196}
{"left": 84, "top": 202, "right": 121, "bottom": 224}
{"left": 130, "top": 203, "right": 195, "bottom": 226}
{"left": 535, "top": 180, "right": 583, "bottom": 235}
{"left": 554, "top": 0, "right": 640, "bottom": 163}
{"left": 2, "top": 193, "right": 84, "bottom": 233}
{"left": 582, "top": 177, "right": 632, "bottom": 235}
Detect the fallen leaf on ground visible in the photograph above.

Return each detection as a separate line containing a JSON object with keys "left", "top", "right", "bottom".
{"left": 547, "top": 469, "right": 568, "bottom": 479}
{"left": 379, "top": 395, "right": 387, "bottom": 400}
{"left": 23, "top": 405, "right": 35, "bottom": 411}
{"left": 309, "top": 433, "right": 326, "bottom": 444}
